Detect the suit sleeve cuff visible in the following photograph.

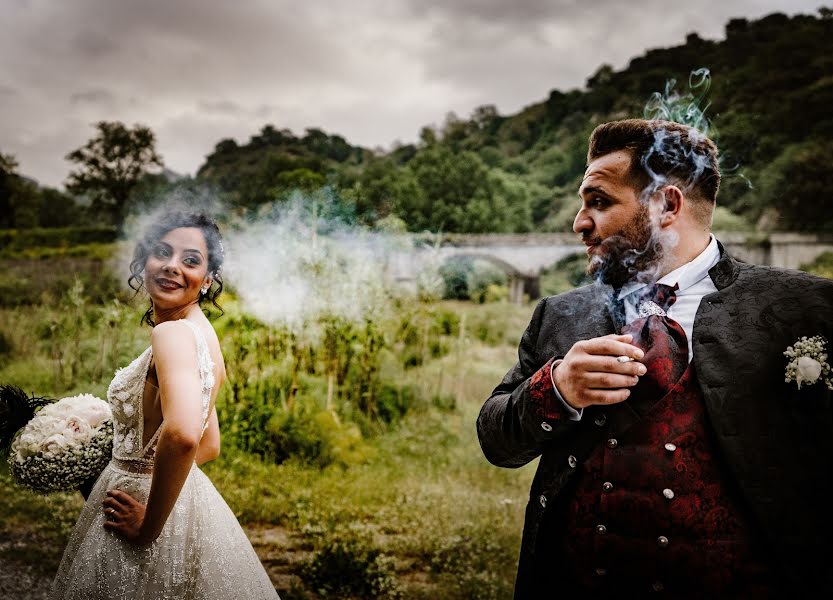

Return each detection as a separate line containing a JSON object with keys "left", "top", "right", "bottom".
{"left": 528, "top": 357, "right": 583, "bottom": 425}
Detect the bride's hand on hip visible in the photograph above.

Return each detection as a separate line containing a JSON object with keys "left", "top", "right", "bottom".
{"left": 102, "top": 489, "right": 153, "bottom": 546}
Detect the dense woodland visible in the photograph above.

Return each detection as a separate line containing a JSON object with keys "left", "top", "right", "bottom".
{"left": 2, "top": 9, "right": 833, "bottom": 234}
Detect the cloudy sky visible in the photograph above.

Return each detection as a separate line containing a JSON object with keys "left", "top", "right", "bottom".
{"left": 0, "top": 0, "right": 823, "bottom": 187}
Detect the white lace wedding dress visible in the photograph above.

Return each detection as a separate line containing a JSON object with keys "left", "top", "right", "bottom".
{"left": 51, "top": 319, "right": 279, "bottom": 599}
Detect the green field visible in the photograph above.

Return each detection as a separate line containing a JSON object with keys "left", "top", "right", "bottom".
{"left": 0, "top": 244, "right": 539, "bottom": 599}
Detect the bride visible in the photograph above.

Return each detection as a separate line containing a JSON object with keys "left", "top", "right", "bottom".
{"left": 52, "top": 212, "right": 279, "bottom": 599}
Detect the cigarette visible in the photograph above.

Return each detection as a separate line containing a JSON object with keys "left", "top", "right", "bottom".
{"left": 616, "top": 356, "right": 635, "bottom": 363}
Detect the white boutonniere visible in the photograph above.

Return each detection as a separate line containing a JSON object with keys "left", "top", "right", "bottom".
{"left": 784, "top": 336, "right": 833, "bottom": 390}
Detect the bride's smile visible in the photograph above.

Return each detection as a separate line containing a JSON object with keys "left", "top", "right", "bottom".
{"left": 143, "top": 227, "right": 212, "bottom": 317}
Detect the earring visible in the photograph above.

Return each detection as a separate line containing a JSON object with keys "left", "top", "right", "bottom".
{"left": 200, "top": 284, "right": 210, "bottom": 295}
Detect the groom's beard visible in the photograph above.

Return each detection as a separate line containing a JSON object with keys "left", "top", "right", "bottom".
{"left": 586, "top": 204, "right": 662, "bottom": 289}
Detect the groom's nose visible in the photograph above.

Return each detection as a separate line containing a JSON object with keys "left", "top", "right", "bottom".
{"left": 573, "top": 208, "right": 593, "bottom": 235}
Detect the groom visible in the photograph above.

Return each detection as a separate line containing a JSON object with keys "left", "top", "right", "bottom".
{"left": 477, "top": 119, "right": 833, "bottom": 598}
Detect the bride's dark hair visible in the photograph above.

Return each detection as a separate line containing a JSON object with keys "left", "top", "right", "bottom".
{"left": 128, "top": 212, "right": 225, "bottom": 326}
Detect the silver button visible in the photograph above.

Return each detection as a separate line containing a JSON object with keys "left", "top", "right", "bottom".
{"left": 595, "top": 524, "right": 607, "bottom": 535}
{"left": 652, "top": 581, "right": 665, "bottom": 592}
{"left": 602, "top": 481, "right": 613, "bottom": 492}
{"left": 662, "top": 488, "right": 675, "bottom": 500}
{"left": 606, "top": 438, "right": 618, "bottom": 449}
{"left": 567, "top": 455, "right": 577, "bottom": 468}
{"left": 541, "top": 421, "right": 553, "bottom": 432}
{"left": 594, "top": 414, "right": 607, "bottom": 427}
{"left": 657, "top": 535, "right": 669, "bottom": 548}
{"left": 664, "top": 443, "right": 677, "bottom": 452}
{"left": 539, "top": 494, "right": 547, "bottom": 508}
{"left": 595, "top": 567, "right": 607, "bottom": 576}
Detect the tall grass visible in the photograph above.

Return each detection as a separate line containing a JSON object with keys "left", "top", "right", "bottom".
{"left": 0, "top": 270, "right": 538, "bottom": 597}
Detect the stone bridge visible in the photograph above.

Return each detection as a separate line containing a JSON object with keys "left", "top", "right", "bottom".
{"left": 385, "top": 232, "right": 833, "bottom": 303}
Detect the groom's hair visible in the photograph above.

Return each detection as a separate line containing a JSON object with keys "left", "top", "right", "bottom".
{"left": 588, "top": 119, "right": 721, "bottom": 224}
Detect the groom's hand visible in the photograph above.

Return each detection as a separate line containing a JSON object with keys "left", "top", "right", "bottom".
{"left": 553, "top": 333, "right": 646, "bottom": 410}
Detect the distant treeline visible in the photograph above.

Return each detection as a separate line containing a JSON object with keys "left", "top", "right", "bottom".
{"left": 2, "top": 9, "right": 832, "bottom": 233}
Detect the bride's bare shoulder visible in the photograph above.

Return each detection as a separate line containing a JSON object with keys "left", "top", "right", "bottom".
{"left": 150, "top": 320, "right": 199, "bottom": 363}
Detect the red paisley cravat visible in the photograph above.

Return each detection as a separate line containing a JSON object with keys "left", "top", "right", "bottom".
{"left": 620, "top": 283, "right": 688, "bottom": 415}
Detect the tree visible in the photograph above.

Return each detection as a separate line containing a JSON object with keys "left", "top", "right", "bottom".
{"left": 65, "top": 121, "right": 163, "bottom": 225}
{"left": 0, "top": 153, "right": 19, "bottom": 227}
{"left": 0, "top": 153, "right": 40, "bottom": 228}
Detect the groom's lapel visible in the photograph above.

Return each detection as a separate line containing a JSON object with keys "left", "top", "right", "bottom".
{"left": 586, "top": 284, "right": 618, "bottom": 339}
{"left": 693, "top": 239, "right": 744, "bottom": 418}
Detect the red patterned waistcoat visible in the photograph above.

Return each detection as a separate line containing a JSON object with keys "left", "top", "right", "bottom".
{"left": 558, "top": 364, "right": 773, "bottom": 597}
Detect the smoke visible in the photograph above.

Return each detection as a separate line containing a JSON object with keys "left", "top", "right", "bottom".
{"left": 643, "top": 67, "right": 712, "bottom": 135}
{"left": 119, "top": 188, "right": 444, "bottom": 335}
{"left": 224, "top": 192, "right": 396, "bottom": 335}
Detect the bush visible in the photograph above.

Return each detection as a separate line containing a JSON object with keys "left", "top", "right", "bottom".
{"left": 267, "top": 397, "right": 373, "bottom": 468}
{"left": 0, "top": 227, "right": 118, "bottom": 255}
{"left": 375, "top": 383, "right": 419, "bottom": 423}
{"left": 800, "top": 251, "right": 833, "bottom": 279}
{"left": 0, "top": 257, "right": 122, "bottom": 306}
{"left": 300, "top": 534, "right": 399, "bottom": 598}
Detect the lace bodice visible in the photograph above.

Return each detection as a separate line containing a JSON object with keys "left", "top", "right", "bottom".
{"left": 107, "top": 319, "right": 215, "bottom": 468}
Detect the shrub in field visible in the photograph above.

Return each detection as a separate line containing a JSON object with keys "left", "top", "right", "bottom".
{"left": 428, "top": 530, "right": 515, "bottom": 600}
{"left": 0, "top": 256, "right": 122, "bottom": 306}
{"left": 801, "top": 251, "right": 833, "bottom": 279}
{"left": 301, "top": 533, "right": 399, "bottom": 599}
{"left": 0, "top": 328, "right": 12, "bottom": 356}
{"left": 267, "top": 394, "right": 373, "bottom": 468}
{"left": 0, "top": 227, "right": 118, "bottom": 255}
{"left": 374, "top": 383, "right": 418, "bottom": 423}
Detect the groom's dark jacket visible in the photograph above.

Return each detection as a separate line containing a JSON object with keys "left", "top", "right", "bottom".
{"left": 477, "top": 243, "right": 833, "bottom": 597}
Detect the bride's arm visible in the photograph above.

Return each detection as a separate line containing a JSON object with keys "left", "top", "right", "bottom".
{"left": 105, "top": 321, "right": 204, "bottom": 544}
{"left": 195, "top": 407, "right": 220, "bottom": 465}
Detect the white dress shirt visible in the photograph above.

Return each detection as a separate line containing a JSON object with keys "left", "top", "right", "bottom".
{"left": 552, "top": 235, "right": 721, "bottom": 421}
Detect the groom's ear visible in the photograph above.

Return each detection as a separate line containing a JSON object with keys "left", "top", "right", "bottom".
{"left": 659, "top": 185, "right": 684, "bottom": 227}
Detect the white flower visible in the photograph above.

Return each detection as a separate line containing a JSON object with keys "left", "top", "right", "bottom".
{"left": 8, "top": 393, "right": 114, "bottom": 494}
{"left": 784, "top": 336, "right": 833, "bottom": 391}
{"left": 40, "top": 433, "right": 70, "bottom": 456}
{"left": 796, "top": 356, "right": 822, "bottom": 389}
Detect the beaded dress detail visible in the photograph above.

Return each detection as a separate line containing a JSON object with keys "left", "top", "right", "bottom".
{"left": 51, "top": 319, "right": 279, "bottom": 599}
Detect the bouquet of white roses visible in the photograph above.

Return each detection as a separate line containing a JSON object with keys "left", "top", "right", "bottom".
{"left": 1, "top": 386, "right": 113, "bottom": 494}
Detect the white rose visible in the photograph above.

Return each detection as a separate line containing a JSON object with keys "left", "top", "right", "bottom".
{"left": 40, "top": 433, "right": 69, "bottom": 455}
{"left": 796, "top": 356, "right": 822, "bottom": 389}
{"left": 65, "top": 417, "right": 94, "bottom": 444}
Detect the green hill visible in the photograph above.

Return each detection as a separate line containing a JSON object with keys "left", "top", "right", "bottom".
{"left": 196, "top": 9, "right": 833, "bottom": 233}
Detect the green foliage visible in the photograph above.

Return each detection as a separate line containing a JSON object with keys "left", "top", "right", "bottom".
{"left": 800, "top": 251, "right": 833, "bottom": 279}
{"left": 268, "top": 399, "right": 373, "bottom": 469}
{"left": 539, "top": 252, "right": 591, "bottom": 296}
{"left": 0, "top": 254, "right": 122, "bottom": 307}
{"left": 65, "top": 121, "right": 164, "bottom": 225}
{"left": 439, "top": 257, "right": 508, "bottom": 302}
{"left": 711, "top": 205, "right": 753, "bottom": 232}
{"left": 0, "top": 155, "right": 82, "bottom": 230}
{"left": 1, "top": 282, "right": 537, "bottom": 596}
{"left": 197, "top": 125, "right": 368, "bottom": 211}
{"left": 0, "top": 227, "right": 118, "bottom": 256}
{"left": 300, "top": 533, "right": 399, "bottom": 598}
{"left": 0, "top": 327, "right": 12, "bottom": 356}
{"left": 752, "top": 139, "right": 833, "bottom": 231}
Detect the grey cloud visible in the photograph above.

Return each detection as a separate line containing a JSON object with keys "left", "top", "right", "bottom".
{"left": 197, "top": 100, "right": 278, "bottom": 119}
{"left": 0, "top": 0, "right": 823, "bottom": 187}
{"left": 71, "top": 31, "right": 117, "bottom": 58}
{"left": 70, "top": 89, "right": 116, "bottom": 106}
{"left": 401, "top": 0, "right": 588, "bottom": 25}
{"left": 198, "top": 100, "right": 246, "bottom": 115}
